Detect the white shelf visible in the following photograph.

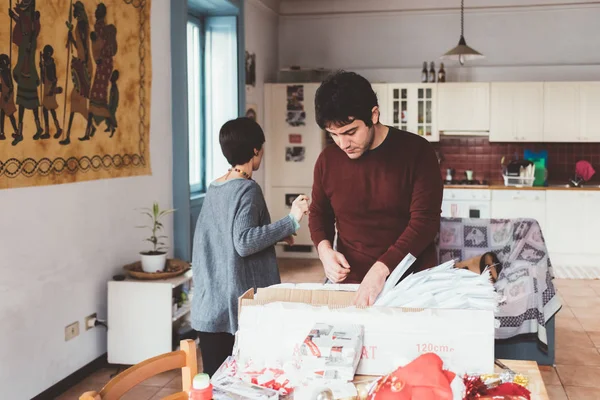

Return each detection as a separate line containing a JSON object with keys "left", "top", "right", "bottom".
{"left": 173, "top": 304, "right": 191, "bottom": 322}
{"left": 123, "top": 270, "right": 192, "bottom": 288}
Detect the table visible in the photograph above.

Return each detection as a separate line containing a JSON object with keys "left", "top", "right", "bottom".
{"left": 353, "top": 359, "right": 548, "bottom": 400}
{"left": 497, "top": 359, "right": 549, "bottom": 400}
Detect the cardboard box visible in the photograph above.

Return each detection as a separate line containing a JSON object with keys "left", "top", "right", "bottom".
{"left": 236, "top": 287, "right": 495, "bottom": 376}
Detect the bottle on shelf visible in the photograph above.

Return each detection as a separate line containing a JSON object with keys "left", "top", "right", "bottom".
{"left": 428, "top": 62, "right": 436, "bottom": 83}
{"left": 438, "top": 63, "right": 446, "bottom": 83}
{"left": 421, "top": 62, "right": 428, "bottom": 83}
{"left": 189, "top": 373, "right": 213, "bottom": 400}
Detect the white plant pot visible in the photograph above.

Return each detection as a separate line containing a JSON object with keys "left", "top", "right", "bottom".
{"left": 140, "top": 252, "right": 167, "bottom": 273}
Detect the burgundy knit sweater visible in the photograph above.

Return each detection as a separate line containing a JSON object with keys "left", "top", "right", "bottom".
{"left": 309, "top": 127, "right": 443, "bottom": 284}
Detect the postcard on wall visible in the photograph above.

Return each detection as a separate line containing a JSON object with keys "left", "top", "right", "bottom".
{"left": 286, "top": 85, "right": 305, "bottom": 127}
{"left": 288, "top": 134, "right": 302, "bottom": 144}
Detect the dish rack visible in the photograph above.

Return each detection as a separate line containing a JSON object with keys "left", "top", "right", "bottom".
{"left": 502, "top": 174, "right": 535, "bottom": 187}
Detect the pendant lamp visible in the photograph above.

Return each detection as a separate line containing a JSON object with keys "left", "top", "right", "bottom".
{"left": 440, "top": 0, "right": 484, "bottom": 66}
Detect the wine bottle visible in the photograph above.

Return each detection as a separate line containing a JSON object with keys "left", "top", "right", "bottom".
{"left": 438, "top": 63, "right": 446, "bottom": 83}
{"left": 421, "top": 62, "right": 428, "bottom": 83}
{"left": 429, "top": 62, "right": 436, "bottom": 83}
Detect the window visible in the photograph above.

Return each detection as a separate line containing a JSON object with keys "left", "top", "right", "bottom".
{"left": 204, "top": 16, "right": 239, "bottom": 184}
{"left": 186, "top": 15, "right": 238, "bottom": 195}
{"left": 187, "top": 18, "right": 204, "bottom": 193}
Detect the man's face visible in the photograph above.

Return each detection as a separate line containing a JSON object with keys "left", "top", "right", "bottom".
{"left": 325, "top": 108, "right": 378, "bottom": 159}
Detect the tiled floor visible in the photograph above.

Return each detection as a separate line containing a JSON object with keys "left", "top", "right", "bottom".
{"left": 57, "top": 259, "right": 600, "bottom": 400}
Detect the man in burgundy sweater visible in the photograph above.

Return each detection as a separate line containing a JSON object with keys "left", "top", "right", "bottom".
{"left": 309, "top": 71, "right": 443, "bottom": 306}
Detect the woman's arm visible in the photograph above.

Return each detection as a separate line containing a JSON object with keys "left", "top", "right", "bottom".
{"left": 233, "top": 186, "right": 298, "bottom": 257}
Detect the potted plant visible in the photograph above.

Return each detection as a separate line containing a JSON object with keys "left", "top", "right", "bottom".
{"left": 137, "top": 202, "right": 176, "bottom": 273}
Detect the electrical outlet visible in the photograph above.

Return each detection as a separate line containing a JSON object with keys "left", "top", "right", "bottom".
{"left": 85, "top": 313, "right": 97, "bottom": 331}
{"left": 65, "top": 321, "right": 80, "bottom": 341}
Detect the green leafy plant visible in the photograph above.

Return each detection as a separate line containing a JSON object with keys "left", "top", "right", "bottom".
{"left": 137, "top": 202, "right": 176, "bottom": 255}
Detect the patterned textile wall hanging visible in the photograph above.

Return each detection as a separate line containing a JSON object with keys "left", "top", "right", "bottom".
{"left": 0, "top": 0, "right": 152, "bottom": 189}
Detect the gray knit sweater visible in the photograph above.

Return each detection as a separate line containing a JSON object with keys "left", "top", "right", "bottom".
{"left": 191, "top": 178, "right": 297, "bottom": 334}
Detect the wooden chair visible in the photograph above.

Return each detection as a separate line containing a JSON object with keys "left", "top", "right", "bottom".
{"left": 80, "top": 339, "right": 198, "bottom": 400}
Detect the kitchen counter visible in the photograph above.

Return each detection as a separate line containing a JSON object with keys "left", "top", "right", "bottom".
{"left": 444, "top": 184, "right": 600, "bottom": 191}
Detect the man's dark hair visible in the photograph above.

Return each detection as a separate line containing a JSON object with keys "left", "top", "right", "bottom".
{"left": 315, "top": 70, "right": 379, "bottom": 130}
{"left": 219, "top": 117, "right": 265, "bottom": 166}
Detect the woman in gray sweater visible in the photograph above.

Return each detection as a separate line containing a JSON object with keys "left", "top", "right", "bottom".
{"left": 191, "top": 117, "right": 309, "bottom": 376}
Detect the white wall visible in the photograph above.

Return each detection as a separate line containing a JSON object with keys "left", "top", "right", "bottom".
{"left": 0, "top": 1, "right": 173, "bottom": 398}
{"left": 278, "top": 1, "right": 600, "bottom": 82}
{"left": 245, "top": 0, "right": 280, "bottom": 188}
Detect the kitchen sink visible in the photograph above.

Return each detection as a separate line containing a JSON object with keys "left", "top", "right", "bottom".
{"left": 547, "top": 184, "right": 600, "bottom": 189}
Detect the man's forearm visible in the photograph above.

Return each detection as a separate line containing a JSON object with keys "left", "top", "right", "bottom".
{"left": 317, "top": 239, "right": 333, "bottom": 258}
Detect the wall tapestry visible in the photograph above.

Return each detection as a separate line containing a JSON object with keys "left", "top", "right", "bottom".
{"left": 0, "top": 0, "right": 152, "bottom": 189}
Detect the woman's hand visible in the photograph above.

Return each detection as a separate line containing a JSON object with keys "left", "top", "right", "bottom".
{"left": 290, "top": 195, "right": 309, "bottom": 222}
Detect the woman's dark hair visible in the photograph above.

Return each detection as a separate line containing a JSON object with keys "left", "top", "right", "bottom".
{"left": 219, "top": 117, "right": 265, "bottom": 166}
{"left": 315, "top": 70, "right": 379, "bottom": 130}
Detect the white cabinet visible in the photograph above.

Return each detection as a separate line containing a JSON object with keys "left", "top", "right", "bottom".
{"left": 388, "top": 84, "right": 438, "bottom": 141}
{"left": 371, "top": 83, "right": 391, "bottom": 126}
{"left": 579, "top": 83, "right": 600, "bottom": 142}
{"left": 437, "top": 83, "right": 490, "bottom": 132}
{"left": 108, "top": 272, "right": 193, "bottom": 365}
{"left": 491, "top": 190, "right": 546, "bottom": 232}
{"left": 490, "top": 83, "right": 544, "bottom": 142}
{"left": 543, "top": 82, "right": 600, "bottom": 143}
{"left": 543, "top": 83, "right": 579, "bottom": 142}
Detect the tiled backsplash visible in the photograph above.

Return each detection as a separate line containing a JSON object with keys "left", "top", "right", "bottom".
{"left": 432, "top": 136, "right": 600, "bottom": 184}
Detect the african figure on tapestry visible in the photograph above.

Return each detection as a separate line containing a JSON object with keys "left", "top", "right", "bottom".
{"left": 0, "top": 0, "right": 152, "bottom": 189}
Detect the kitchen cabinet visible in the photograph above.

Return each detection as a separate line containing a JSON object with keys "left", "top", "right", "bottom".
{"left": 491, "top": 190, "right": 546, "bottom": 232}
{"left": 388, "top": 84, "right": 439, "bottom": 142}
{"left": 371, "top": 83, "right": 392, "bottom": 126}
{"left": 579, "top": 83, "right": 600, "bottom": 142}
{"left": 543, "top": 83, "right": 579, "bottom": 142}
{"left": 437, "top": 83, "right": 490, "bottom": 133}
{"left": 545, "top": 191, "right": 600, "bottom": 255}
{"left": 543, "top": 82, "right": 600, "bottom": 143}
{"left": 489, "top": 83, "right": 544, "bottom": 142}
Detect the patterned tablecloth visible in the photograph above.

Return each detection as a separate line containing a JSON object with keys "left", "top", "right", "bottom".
{"left": 437, "top": 218, "right": 562, "bottom": 346}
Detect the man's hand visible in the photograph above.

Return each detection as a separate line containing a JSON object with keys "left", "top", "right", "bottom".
{"left": 353, "top": 262, "right": 390, "bottom": 307}
{"left": 318, "top": 241, "right": 350, "bottom": 283}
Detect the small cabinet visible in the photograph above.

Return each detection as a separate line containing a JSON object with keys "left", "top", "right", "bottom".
{"left": 388, "top": 84, "right": 438, "bottom": 142}
{"left": 437, "top": 83, "right": 490, "bottom": 132}
{"left": 490, "top": 83, "right": 544, "bottom": 142}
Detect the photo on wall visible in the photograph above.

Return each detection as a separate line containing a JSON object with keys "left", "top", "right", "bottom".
{"left": 285, "top": 146, "right": 305, "bottom": 162}
{"left": 245, "top": 103, "right": 258, "bottom": 123}
{"left": 286, "top": 85, "right": 305, "bottom": 127}
{"left": 245, "top": 51, "right": 255, "bottom": 87}
{"left": 285, "top": 193, "right": 301, "bottom": 208}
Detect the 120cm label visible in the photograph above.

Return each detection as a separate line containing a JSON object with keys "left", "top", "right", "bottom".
{"left": 416, "top": 343, "right": 454, "bottom": 353}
